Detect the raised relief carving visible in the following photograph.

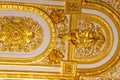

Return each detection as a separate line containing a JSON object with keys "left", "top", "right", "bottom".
{"left": 73, "top": 21, "right": 105, "bottom": 57}
{"left": 68, "top": 3, "right": 78, "bottom": 11}
{"left": 40, "top": 9, "right": 69, "bottom": 64}
{"left": 0, "top": 16, "right": 43, "bottom": 52}
{"left": 0, "top": 0, "right": 120, "bottom": 80}
{"left": 38, "top": 49, "right": 64, "bottom": 64}
{"left": 65, "top": 64, "right": 73, "bottom": 73}
{"left": 59, "top": 21, "right": 105, "bottom": 57}
{"left": 50, "top": 9, "right": 67, "bottom": 24}
{"left": 62, "top": 61, "right": 76, "bottom": 76}
{"left": 65, "top": 0, "right": 81, "bottom": 14}
{"left": 48, "top": 49, "right": 64, "bottom": 64}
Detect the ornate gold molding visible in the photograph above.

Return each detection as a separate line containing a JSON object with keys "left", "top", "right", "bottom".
{"left": 65, "top": 0, "right": 81, "bottom": 14}
{"left": 0, "top": 4, "right": 56, "bottom": 63}
{"left": 0, "top": 0, "right": 119, "bottom": 80}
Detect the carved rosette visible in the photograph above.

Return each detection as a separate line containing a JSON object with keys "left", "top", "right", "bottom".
{"left": 0, "top": 16, "right": 43, "bottom": 52}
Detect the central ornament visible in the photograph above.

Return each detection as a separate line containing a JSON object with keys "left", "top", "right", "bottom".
{"left": 58, "top": 21, "right": 105, "bottom": 57}
{"left": 0, "top": 16, "right": 43, "bottom": 52}
{"left": 72, "top": 21, "right": 105, "bottom": 57}
{"left": 12, "top": 31, "right": 20, "bottom": 40}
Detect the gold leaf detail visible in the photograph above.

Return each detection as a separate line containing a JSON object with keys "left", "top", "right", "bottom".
{"left": 0, "top": 16, "right": 43, "bottom": 52}
{"left": 50, "top": 9, "right": 66, "bottom": 24}
{"left": 48, "top": 49, "right": 64, "bottom": 64}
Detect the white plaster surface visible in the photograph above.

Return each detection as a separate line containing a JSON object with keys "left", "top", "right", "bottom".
{"left": 0, "top": 65, "right": 61, "bottom": 72}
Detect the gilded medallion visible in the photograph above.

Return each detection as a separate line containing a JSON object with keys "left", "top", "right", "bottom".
{"left": 0, "top": 4, "right": 56, "bottom": 62}
{"left": 0, "top": 16, "right": 43, "bottom": 52}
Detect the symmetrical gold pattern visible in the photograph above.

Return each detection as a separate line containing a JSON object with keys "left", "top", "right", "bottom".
{"left": 58, "top": 13, "right": 113, "bottom": 64}
{"left": 0, "top": 16, "right": 43, "bottom": 52}
{"left": 65, "top": 0, "right": 81, "bottom": 14}
{"left": 0, "top": 4, "right": 56, "bottom": 63}
{"left": 62, "top": 61, "right": 76, "bottom": 76}
{"left": 37, "top": 9, "right": 69, "bottom": 65}
{"left": 0, "top": 0, "right": 120, "bottom": 80}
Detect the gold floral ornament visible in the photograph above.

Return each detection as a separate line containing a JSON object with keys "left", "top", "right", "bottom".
{"left": 0, "top": 16, "right": 43, "bottom": 52}
{"left": 48, "top": 49, "right": 64, "bottom": 64}
{"left": 71, "top": 21, "right": 105, "bottom": 57}
{"left": 50, "top": 9, "right": 67, "bottom": 24}
{"left": 59, "top": 21, "right": 105, "bottom": 57}
{"left": 46, "top": 9, "right": 68, "bottom": 64}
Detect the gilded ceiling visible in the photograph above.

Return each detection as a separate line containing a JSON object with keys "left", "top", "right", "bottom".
{"left": 0, "top": 0, "right": 120, "bottom": 80}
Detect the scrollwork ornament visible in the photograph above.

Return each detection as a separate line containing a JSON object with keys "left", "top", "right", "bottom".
{"left": 46, "top": 9, "right": 69, "bottom": 64}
